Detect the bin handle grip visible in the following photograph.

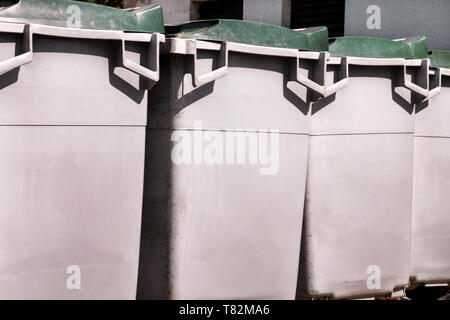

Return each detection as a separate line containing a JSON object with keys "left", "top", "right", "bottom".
{"left": 0, "top": 24, "right": 33, "bottom": 76}
{"left": 404, "top": 78, "right": 429, "bottom": 97}
{"left": 325, "top": 57, "right": 350, "bottom": 96}
{"left": 428, "top": 86, "right": 441, "bottom": 99}
{"left": 121, "top": 33, "right": 161, "bottom": 82}
{"left": 402, "top": 60, "right": 429, "bottom": 98}
{"left": 296, "top": 52, "right": 349, "bottom": 97}
{"left": 187, "top": 41, "right": 228, "bottom": 88}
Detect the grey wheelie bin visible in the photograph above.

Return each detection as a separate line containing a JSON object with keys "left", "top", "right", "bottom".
{"left": 297, "top": 36, "right": 430, "bottom": 299}
{"left": 0, "top": 0, "right": 164, "bottom": 299}
{"left": 137, "top": 20, "right": 330, "bottom": 300}
{"left": 411, "top": 50, "right": 450, "bottom": 286}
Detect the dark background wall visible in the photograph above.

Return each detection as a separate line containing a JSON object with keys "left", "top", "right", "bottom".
{"left": 290, "top": 0, "right": 345, "bottom": 37}
{"left": 196, "top": 0, "right": 243, "bottom": 20}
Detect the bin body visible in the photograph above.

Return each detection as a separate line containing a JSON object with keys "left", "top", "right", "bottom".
{"left": 298, "top": 61, "right": 417, "bottom": 299}
{"left": 138, "top": 41, "right": 311, "bottom": 299}
{"left": 411, "top": 69, "right": 450, "bottom": 284}
{"left": 0, "top": 29, "right": 151, "bottom": 299}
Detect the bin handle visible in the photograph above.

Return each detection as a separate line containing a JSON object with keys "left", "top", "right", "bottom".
{"left": 296, "top": 52, "right": 349, "bottom": 97}
{"left": 402, "top": 59, "right": 429, "bottom": 98}
{"left": 325, "top": 56, "right": 350, "bottom": 96}
{"left": 121, "top": 33, "right": 160, "bottom": 82}
{"left": 187, "top": 40, "right": 228, "bottom": 88}
{"left": 426, "top": 68, "right": 441, "bottom": 100}
{"left": 428, "top": 87, "right": 441, "bottom": 99}
{"left": 296, "top": 54, "right": 431, "bottom": 99}
{"left": 0, "top": 24, "right": 33, "bottom": 76}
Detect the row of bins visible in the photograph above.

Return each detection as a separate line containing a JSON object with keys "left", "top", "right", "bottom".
{"left": 0, "top": 0, "right": 449, "bottom": 299}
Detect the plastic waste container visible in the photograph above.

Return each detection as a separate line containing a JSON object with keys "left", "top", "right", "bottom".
{"left": 0, "top": 0, "right": 164, "bottom": 32}
{"left": 0, "top": 1, "right": 164, "bottom": 299}
{"left": 137, "top": 20, "right": 333, "bottom": 300}
{"left": 297, "top": 36, "right": 430, "bottom": 299}
{"left": 410, "top": 50, "right": 450, "bottom": 286}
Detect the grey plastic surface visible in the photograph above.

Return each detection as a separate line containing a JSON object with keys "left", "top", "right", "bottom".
{"left": 137, "top": 38, "right": 315, "bottom": 299}
{"left": 0, "top": 23, "right": 160, "bottom": 299}
{"left": 298, "top": 58, "right": 428, "bottom": 299}
{"left": 411, "top": 68, "right": 450, "bottom": 285}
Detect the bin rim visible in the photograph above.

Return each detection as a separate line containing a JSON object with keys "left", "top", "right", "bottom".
{"left": 0, "top": 0, "right": 165, "bottom": 33}
{"left": 329, "top": 36, "right": 428, "bottom": 60}
{"left": 0, "top": 21, "right": 165, "bottom": 82}
{"left": 0, "top": 21, "right": 165, "bottom": 41}
{"left": 164, "top": 19, "right": 329, "bottom": 52}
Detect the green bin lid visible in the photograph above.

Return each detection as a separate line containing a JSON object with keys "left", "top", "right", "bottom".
{"left": 0, "top": 0, "right": 164, "bottom": 33}
{"left": 329, "top": 36, "right": 428, "bottom": 59}
{"left": 429, "top": 50, "right": 450, "bottom": 69}
{"left": 165, "top": 19, "right": 329, "bottom": 52}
